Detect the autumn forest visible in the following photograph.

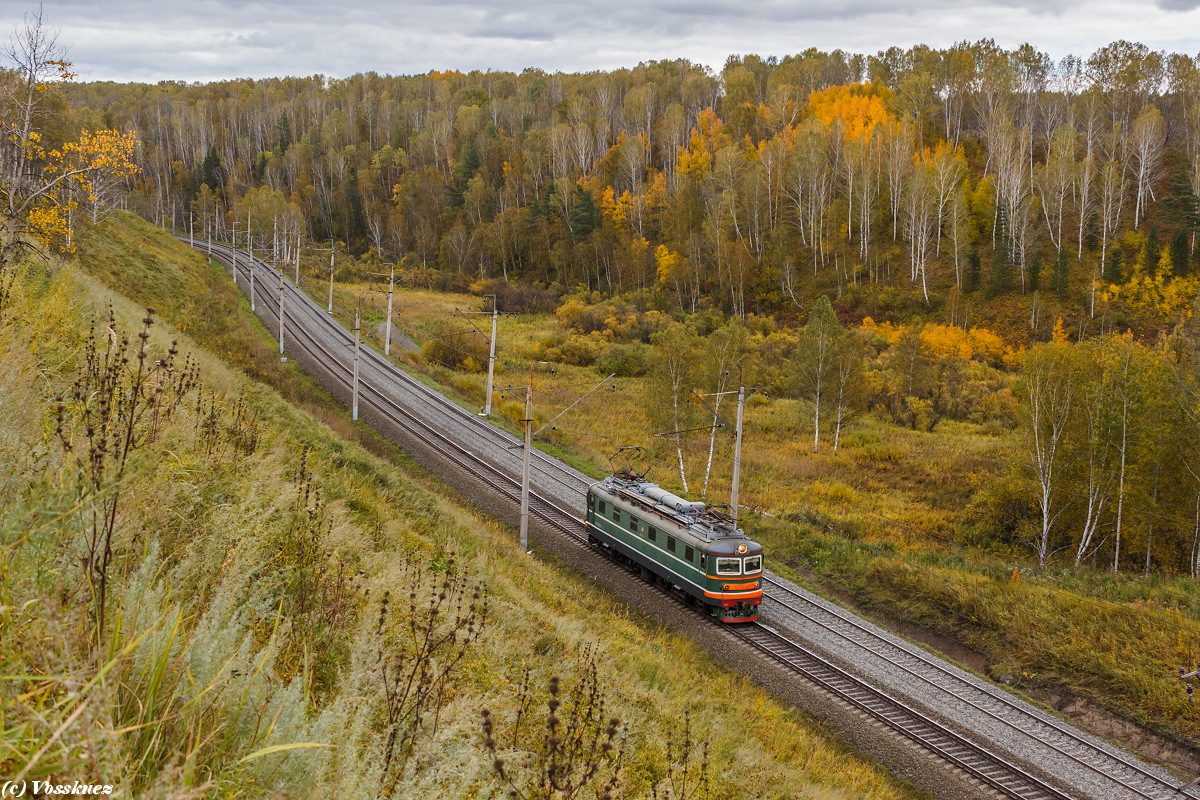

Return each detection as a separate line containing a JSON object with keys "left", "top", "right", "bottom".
{"left": 13, "top": 39, "right": 1200, "bottom": 581}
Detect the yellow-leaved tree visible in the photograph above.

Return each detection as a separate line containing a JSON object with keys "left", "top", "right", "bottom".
{"left": 1, "top": 10, "right": 139, "bottom": 283}
{"left": 806, "top": 82, "right": 893, "bottom": 142}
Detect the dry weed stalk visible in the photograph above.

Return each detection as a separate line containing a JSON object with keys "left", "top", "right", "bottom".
{"left": 648, "top": 711, "right": 710, "bottom": 800}
{"left": 54, "top": 306, "right": 199, "bottom": 642}
{"left": 483, "top": 648, "right": 627, "bottom": 800}
{"left": 376, "top": 553, "right": 487, "bottom": 796}
{"left": 269, "top": 445, "right": 362, "bottom": 695}
{"left": 196, "top": 388, "right": 261, "bottom": 460}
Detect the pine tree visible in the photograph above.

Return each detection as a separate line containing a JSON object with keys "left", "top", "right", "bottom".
{"left": 965, "top": 249, "right": 981, "bottom": 292}
{"left": 568, "top": 185, "right": 600, "bottom": 241}
{"left": 1053, "top": 248, "right": 1070, "bottom": 293}
{"left": 1171, "top": 228, "right": 1190, "bottom": 278}
{"left": 988, "top": 242, "right": 1011, "bottom": 297}
{"left": 1104, "top": 248, "right": 1124, "bottom": 283}
{"left": 1027, "top": 251, "right": 1042, "bottom": 292}
{"left": 200, "top": 146, "right": 223, "bottom": 191}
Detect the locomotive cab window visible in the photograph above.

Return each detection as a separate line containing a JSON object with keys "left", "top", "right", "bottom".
{"left": 716, "top": 557, "right": 741, "bottom": 575}
{"left": 587, "top": 495, "right": 594, "bottom": 509}
{"left": 743, "top": 555, "right": 761, "bottom": 573}
{"left": 700, "top": 554, "right": 706, "bottom": 569}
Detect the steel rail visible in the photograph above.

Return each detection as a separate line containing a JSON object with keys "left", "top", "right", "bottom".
{"left": 761, "top": 575, "right": 1189, "bottom": 800}
{"left": 185, "top": 239, "right": 1184, "bottom": 800}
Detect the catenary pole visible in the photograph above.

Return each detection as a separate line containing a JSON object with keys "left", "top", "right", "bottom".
{"left": 278, "top": 257, "right": 286, "bottom": 359}
{"left": 483, "top": 296, "right": 498, "bottom": 416}
{"left": 520, "top": 361, "right": 534, "bottom": 552}
{"left": 730, "top": 366, "right": 745, "bottom": 526}
{"left": 352, "top": 301, "right": 361, "bottom": 422}
{"left": 384, "top": 263, "right": 395, "bottom": 356}
{"left": 248, "top": 238, "right": 255, "bottom": 313}
{"left": 248, "top": 209, "right": 255, "bottom": 312}
{"left": 231, "top": 221, "right": 239, "bottom": 282}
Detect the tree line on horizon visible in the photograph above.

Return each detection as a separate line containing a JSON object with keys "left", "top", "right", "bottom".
{"left": 59, "top": 39, "right": 1200, "bottom": 338}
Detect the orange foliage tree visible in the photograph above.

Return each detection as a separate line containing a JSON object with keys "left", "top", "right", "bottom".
{"left": 806, "top": 82, "right": 894, "bottom": 142}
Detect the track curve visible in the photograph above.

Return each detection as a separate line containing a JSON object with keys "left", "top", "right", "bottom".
{"left": 183, "top": 238, "right": 1197, "bottom": 800}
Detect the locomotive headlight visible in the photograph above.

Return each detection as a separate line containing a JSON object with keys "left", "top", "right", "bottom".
{"left": 737, "top": 544, "right": 747, "bottom": 554}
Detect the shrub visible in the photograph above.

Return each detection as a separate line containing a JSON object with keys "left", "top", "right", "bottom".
{"left": 964, "top": 472, "right": 1037, "bottom": 547}
{"left": 470, "top": 277, "right": 560, "bottom": 313}
{"left": 596, "top": 343, "right": 649, "bottom": 377}
{"left": 539, "top": 331, "right": 607, "bottom": 367}
{"left": 421, "top": 322, "right": 489, "bottom": 371}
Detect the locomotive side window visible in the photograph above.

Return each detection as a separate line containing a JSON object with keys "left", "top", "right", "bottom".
{"left": 743, "top": 555, "right": 761, "bottom": 573}
{"left": 667, "top": 536, "right": 676, "bottom": 553}
{"left": 612, "top": 506, "right": 620, "bottom": 522}
{"left": 716, "top": 557, "right": 741, "bottom": 575}
{"left": 628, "top": 516, "right": 638, "bottom": 532}
{"left": 700, "top": 554, "right": 706, "bottom": 569}
{"left": 685, "top": 546, "right": 694, "bottom": 562}
{"left": 597, "top": 500, "right": 606, "bottom": 515}
{"left": 647, "top": 526, "right": 657, "bottom": 542}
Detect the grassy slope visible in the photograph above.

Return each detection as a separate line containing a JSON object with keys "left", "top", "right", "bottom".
{"left": 0, "top": 210, "right": 927, "bottom": 797}
{"left": 288, "top": 252, "right": 1200, "bottom": 751}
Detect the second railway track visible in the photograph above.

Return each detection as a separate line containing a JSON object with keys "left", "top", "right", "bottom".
{"left": 185, "top": 238, "right": 1196, "bottom": 800}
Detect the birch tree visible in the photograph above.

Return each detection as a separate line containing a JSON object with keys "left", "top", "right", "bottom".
{"left": 1128, "top": 105, "right": 1166, "bottom": 228}
{"left": 1097, "top": 158, "right": 1126, "bottom": 270}
{"left": 1035, "top": 125, "right": 1078, "bottom": 252}
{"left": 700, "top": 323, "right": 752, "bottom": 497}
{"left": 831, "top": 334, "right": 866, "bottom": 454}
{"left": 796, "top": 295, "right": 842, "bottom": 454}
{"left": 1071, "top": 340, "right": 1117, "bottom": 568}
{"left": 650, "top": 323, "right": 700, "bottom": 493}
{"left": 1019, "top": 342, "right": 1076, "bottom": 567}
{"left": 1, "top": 11, "right": 136, "bottom": 270}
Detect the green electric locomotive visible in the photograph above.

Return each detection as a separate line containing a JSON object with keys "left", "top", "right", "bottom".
{"left": 585, "top": 470, "right": 763, "bottom": 623}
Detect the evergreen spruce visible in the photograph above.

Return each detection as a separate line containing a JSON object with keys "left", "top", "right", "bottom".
{"left": 278, "top": 113, "right": 292, "bottom": 152}
{"left": 1171, "top": 228, "right": 1190, "bottom": 277}
{"left": 568, "top": 185, "right": 600, "bottom": 241}
{"left": 965, "top": 249, "right": 981, "bottom": 292}
{"left": 988, "top": 242, "right": 1011, "bottom": 297}
{"left": 1053, "top": 248, "right": 1070, "bottom": 293}
{"left": 200, "top": 147, "right": 223, "bottom": 191}
{"left": 1104, "top": 248, "right": 1124, "bottom": 283}
{"left": 1027, "top": 251, "right": 1042, "bottom": 293}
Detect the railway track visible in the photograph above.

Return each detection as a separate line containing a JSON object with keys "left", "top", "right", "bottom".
{"left": 185, "top": 238, "right": 1196, "bottom": 800}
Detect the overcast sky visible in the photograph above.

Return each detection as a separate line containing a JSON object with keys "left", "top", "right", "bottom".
{"left": 7, "top": 0, "right": 1200, "bottom": 83}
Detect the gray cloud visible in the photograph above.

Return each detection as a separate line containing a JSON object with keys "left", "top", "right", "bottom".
{"left": 8, "top": 0, "right": 1200, "bottom": 82}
